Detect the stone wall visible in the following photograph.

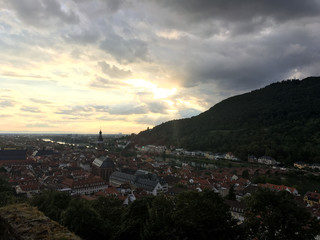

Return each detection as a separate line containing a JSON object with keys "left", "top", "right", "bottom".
{"left": 0, "top": 203, "right": 80, "bottom": 240}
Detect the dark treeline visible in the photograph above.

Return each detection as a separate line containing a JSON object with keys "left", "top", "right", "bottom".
{"left": 0, "top": 175, "right": 319, "bottom": 240}
{"left": 135, "top": 77, "right": 320, "bottom": 164}
{"left": 28, "top": 189, "right": 319, "bottom": 240}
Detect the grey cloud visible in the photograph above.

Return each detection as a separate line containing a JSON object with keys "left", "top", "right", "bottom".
{"left": 108, "top": 104, "right": 148, "bottom": 115}
{"left": 56, "top": 106, "right": 92, "bottom": 115}
{"left": 56, "top": 103, "right": 150, "bottom": 116}
{"left": 89, "top": 76, "right": 118, "bottom": 89}
{"left": 20, "top": 106, "right": 41, "bottom": 113}
{"left": 100, "top": 0, "right": 127, "bottom": 13}
{"left": 97, "top": 116, "right": 127, "bottom": 121}
{"left": 98, "top": 61, "right": 132, "bottom": 78}
{"left": 75, "top": 0, "right": 127, "bottom": 16}
{"left": 136, "top": 92, "right": 171, "bottom": 114}
{"left": 178, "top": 108, "right": 202, "bottom": 118}
{"left": 29, "top": 98, "right": 52, "bottom": 104}
{"left": 176, "top": 21, "right": 320, "bottom": 92}
{"left": 64, "top": 28, "right": 101, "bottom": 45}
{"left": 93, "top": 105, "right": 109, "bottom": 112}
{"left": 137, "top": 0, "right": 320, "bottom": 39}
{"left": 25, "top": 122, "right": 55, "bottom": 128}
{"left": 7, "top": 0, "right": 79, "bottom": 28}
{"left": 134, "top": 116, "right": 173, "bottom": 126}
{"left": 0, "top": 100, "right": 15, "bottom": 108}
{"left": 63, "top": 117, "right": 84, "bottom": 121}
{"left": 153, "top": 0, "right": 320, "bottom": 26}
{"left": 56, "top": 105, "right": 109, "bottom": 116}
{"left": 146, "top": 101, "right": 169, "bottom": 114}
{"left": 0, "top": 71, "right": 51, "bottom": 80}
{"left": 64, "top": 33, "right": 100, "bottom": 45}
{"left": 100, "top": 31, "right": 149, "bottom": 63}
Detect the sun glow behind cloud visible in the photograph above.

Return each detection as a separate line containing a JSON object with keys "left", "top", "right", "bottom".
{"left": 125, "top": 79, "right": 177, "bottom": 99}
{"left": 1, "top": 0, "right": 319, "bottom": 134}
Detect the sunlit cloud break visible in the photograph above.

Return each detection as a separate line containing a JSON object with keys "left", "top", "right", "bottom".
{"left": 0, "top": 0, "right": 319, "bottom": 133}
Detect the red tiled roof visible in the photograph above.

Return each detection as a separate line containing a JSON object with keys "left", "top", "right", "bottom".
{"left": 259, "top": 183, "right": 297, "bottom": 194}
{"left": 305, "top": 192, "right": 320, "bottom": 200}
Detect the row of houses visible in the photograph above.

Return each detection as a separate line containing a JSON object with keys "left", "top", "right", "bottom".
{"left": 136, "top": 145, "right": 240, "bottom": 161}
{"left": 110, "top": 169, "right": 168, "bottom": 196}
{"left": 248, "top": 155, "right": 278, "bottom": 165}
{"left": 294, "top": 162, "right": 320, "bottom": 170}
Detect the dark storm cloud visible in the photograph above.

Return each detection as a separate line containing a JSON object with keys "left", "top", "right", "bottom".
{"left": 132, "top": 0, "right": 320, "bottom": 96}
{"left": 100, "top": 31, "right": 149, "bottom": 63}
{"left": 98, "top": 61, "right": 132, "bottom": 78}
{"left": 7, "top": 0, "right": 79, "bottom": 27}
{"left": 183, "top": 23, "right": 320, "bottom": 91}
{"left": 153, "top": 0, "right": 320, "bottom": 25}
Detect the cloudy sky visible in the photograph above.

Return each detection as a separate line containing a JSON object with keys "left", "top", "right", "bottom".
{"left": 0, "top": 0, "right": 320, "bottom": 134}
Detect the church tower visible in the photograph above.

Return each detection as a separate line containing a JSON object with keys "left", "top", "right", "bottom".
{"left": 96, "top": 129, "right": 105, "bottom": 157}
{"left": 98, "top": 129, "right": 103, "bottom": 142}
{"left": 92, "top": 129, "right": 115, "bottom": 182}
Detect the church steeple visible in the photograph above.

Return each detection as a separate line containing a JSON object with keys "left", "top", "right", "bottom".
{"left": 98, "top": 129, "right": 103, "bottom": 142}
{"left": 96, "top": 129, "right": 105, "bottom": 157}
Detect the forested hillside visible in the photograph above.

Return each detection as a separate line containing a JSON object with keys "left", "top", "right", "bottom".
{"left": 135, "top": 77, "right": 320, "bottom": 164}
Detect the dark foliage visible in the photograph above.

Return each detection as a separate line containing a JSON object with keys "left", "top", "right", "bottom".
{"left": 244, "top": 189, "right": 320, "bottom": 240}
{"left": 28, "top": 189, "right": 320, "bottom": 240}
{"left": 0, "top": 176, "right": 15, "bottom": 207}
{"left": 135, "top": 77, "right": 320, "bottom": 164}
{"left": 61, "top": 198, "right": 107, "bottom": 240}
{"left": 30, "top": 190, "right": 71, "bottom": 222}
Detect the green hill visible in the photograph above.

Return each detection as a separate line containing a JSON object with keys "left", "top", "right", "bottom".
{"left": 135, "top": 77, "right": 320, "bottom": 164}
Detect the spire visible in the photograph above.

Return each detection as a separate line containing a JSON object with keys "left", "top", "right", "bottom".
{"left": 98, "top": 129, "right": 103, "bottom": 142}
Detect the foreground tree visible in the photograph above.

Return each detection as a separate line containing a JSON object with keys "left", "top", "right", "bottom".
{"left": 0, "top": 176, "right": 15, "bottom": 207}
{"left": 31, "top": 190, "right": 71, "bottom": 222}
{"left": 173, "top": 190, "right": 243, "bottom": 240}
{"left": 244, "top": 189, "right": 320, "bottom": 240}
{"left": 141, "top": 194, "right": 176, "bottom": 240}
{"left": 61, "top": 198, "right": 106, "bottom": 240}
{"left": 116, "top": 196, "right": 154, "bottom": 240}
{"left": 226, "top": 184, "right": 236, "bottom": 200}
{"left": 91, "top": 196, "right": 124, "bottom": 237}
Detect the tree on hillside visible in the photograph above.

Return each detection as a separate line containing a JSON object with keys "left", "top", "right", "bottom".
{"left": 244, "top": 189, "right": 320, "bottom": 240}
